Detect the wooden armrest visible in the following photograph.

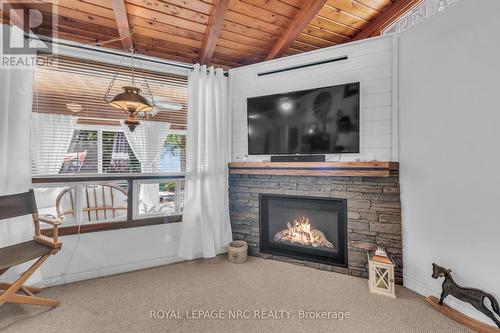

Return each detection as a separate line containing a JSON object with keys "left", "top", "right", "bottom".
{"left": 33, "top": 214, "right": 62, "bottom": 247}
{"left": 35, "top": 215, "right": 62, "bottom": 226}
{"left": 34, "top": 234, "right": 62, "bottom": 249}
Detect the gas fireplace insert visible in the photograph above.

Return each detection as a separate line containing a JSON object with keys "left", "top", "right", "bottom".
{"left": 259, "top": 194, "right": 347, "bottom": 267}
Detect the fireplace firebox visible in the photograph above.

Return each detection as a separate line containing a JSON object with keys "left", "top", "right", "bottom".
{"left": 260, "top": 194, "right": 348, "bottom": 267}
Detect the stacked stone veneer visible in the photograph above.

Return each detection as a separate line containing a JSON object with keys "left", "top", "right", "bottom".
{"left": 228, "top": 173, "right": 403, "bottom": 284}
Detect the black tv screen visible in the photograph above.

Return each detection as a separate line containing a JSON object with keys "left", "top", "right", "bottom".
{"left": 247, "top": 82, "right": 360, "bottom": 155}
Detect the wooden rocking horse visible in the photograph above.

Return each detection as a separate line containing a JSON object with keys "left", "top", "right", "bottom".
{"left": 427, "top": 263, "right": 500, "bottom": 333}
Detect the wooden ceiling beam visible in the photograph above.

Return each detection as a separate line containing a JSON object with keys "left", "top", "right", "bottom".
{"left": 111, "top": 0, "right": 132, "bottom": 50}
{"left": 265, "top": 0, "right": 327, "bottom": 60}
{"left": 199, "top": 0, "right": 230, "bottom": 65}
{"left": 1, "top": 2, "right": 31, "bottom": 32}
{"left": 352, "top": 0, "right": 422, "bottom": 40}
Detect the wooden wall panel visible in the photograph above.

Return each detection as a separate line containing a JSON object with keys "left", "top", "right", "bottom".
{"left": 295, "top": 33, "right": 335, "bottom": 49}
{"left": 228, "top": 0, "right": 292, "bottom": 27}
{"left": 224, "top": 10, "right": 286, "bottom": 36}
{"left": 326, "top": 0, "right": 382, "bottom": 21}
{"left": 221, "top": 20, "right": 278, "bottom": 41}
{"left": 240, "top": 0, "right": 299, "bottom": 18}
{"left": 317, "top": 4, "right": 369, "bottom": 29}
{"left": 154, "top": 0, "right": 213, "bottom": 15}
{"left": 12, "top": 0, "right": 410, "bottom": 68}
{"left": 125, "top": 4, "right": 206, "bottom": 33}
{"left": 307, "top": 16, "right": 357, "bottom": 38}
{"left": 279, "top": 0, "right": 307, "bottom": 8}
{"left": 218, "top": 30, "right": 273, "bottom": 50}
{"left": 126, "top": 0, "right": 209, "bottom": 25}
{"left": 302, "top": 25, "right": 351, "bottom": 44}
{"left": 128, "top": 16, "right": 205, "bottom": 41}
{"left": 54, "top": 0, "right": 116, "bottom": 19}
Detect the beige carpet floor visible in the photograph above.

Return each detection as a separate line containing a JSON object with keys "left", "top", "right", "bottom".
{"left": 0, "top": 256, "right": 472, "bottom": 333}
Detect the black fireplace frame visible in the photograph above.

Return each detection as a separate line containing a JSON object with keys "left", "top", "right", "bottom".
{"left": 259, "top": 193, "right": 348, "bottom": 267}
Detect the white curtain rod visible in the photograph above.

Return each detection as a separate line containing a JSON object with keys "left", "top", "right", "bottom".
{"left": 26, "top": 33, "right": 229, "bottom": 76}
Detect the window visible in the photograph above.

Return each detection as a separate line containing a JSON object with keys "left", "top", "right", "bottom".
{"left": 62, "top": 129, "right": 141, "bottom": 174}
{"left": 133, "top": 179, "right": 184, "bottom": 218}
{"left": 31, "top": 55, "right": 187, "bottom": 235}
{"left": 61, "top": 130, "right": 99, "bottom": 174}
{"left": 32, "top": 55, "right": 187, "bottom": 177}
{"left": 35, "top": 182, "right": 129, "bottom": 226}
{"left": 160, "top": 134, "right": 186, "bottom": 173}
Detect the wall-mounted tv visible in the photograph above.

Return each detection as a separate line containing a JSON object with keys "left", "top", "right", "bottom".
{"left": 247, "top": 82, "right": 360, "bottom": 155}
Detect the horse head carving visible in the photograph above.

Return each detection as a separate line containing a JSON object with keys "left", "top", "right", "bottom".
{"left": 431, "top": 263, "right": 451, "bottom": 279}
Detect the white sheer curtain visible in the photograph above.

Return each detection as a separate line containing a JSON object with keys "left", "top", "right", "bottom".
{"left": 121, "top": 120, "right": 170, "bottom": 213}
{"left": 0, "top": 64, "right": 39, "bottom": 282}
{"left": 178, "top": 64, "right": 232, "bottom": 259}
{"left": 31, "top": 113, "right": 78, "bottom": 175}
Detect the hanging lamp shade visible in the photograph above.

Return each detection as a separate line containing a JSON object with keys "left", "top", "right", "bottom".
{"left": 109, "top": 86, "right": 153, "bottom": 113}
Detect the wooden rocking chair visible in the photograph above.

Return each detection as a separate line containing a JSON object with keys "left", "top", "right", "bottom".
{"left": 0, "top": 190, "right": 62, "bottom": 307}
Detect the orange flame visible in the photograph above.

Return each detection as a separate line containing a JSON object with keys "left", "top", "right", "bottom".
{"left": 274, "top": 216, "right": 334, "bottom": 248}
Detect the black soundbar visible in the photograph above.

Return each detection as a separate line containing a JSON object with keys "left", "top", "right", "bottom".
{"left": 270, "top": 155, "right": 326, "bottom": 162}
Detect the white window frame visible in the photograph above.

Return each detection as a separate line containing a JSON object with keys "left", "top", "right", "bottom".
{"left": 34, "top": 124, "right": 187, "bottom": 225}
{"left": 132, "top": 178, "right": 184, "bottom": 220}
{"left": 72, "top": 123, "right": 122, "bottom": 174}
{"left": 72, "top": 123, "right": 187, "bottom": 175}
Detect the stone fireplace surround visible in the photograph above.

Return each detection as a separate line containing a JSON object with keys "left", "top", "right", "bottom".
{"left": 228, "top": 162, "right": 403, "bottom": 284}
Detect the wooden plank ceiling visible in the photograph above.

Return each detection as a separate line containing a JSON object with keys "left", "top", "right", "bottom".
{"left": 3, "top": 0, "right": 420, "bottom": 69}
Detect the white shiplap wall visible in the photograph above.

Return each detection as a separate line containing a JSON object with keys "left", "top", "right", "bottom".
{"left": 228, "top": 35, "right": 398, "bottom": 162}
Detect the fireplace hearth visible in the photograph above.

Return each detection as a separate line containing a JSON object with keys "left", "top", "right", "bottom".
{"left": 260, "top": 194, "right": 348, "bottom": 267}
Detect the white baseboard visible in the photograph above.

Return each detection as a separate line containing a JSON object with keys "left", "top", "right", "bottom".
{"left": 36, "top": 255, "right": 186, "bottom": 287}
{"left": 404, "top": 274, "right": 498, "bottom": 327}
{"left": 33, "top": 246, "right": 230, "bottom": 288}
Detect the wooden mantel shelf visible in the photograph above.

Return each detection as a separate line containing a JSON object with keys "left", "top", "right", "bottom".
{"left": 229, "top": 161, "right": 399, "bottom": 177}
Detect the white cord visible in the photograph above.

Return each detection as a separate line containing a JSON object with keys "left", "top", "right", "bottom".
{"left": 35, "top": 212, "right": 82, "bottom": 287}
{"left": 57, "top": 214, "right": 83, "bottom": 285}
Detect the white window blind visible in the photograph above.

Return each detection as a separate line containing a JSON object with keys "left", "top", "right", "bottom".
{"left": 31, "top": 55, "right": 187, "bottom": 177}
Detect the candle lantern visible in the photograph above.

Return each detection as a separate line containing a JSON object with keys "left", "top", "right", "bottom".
{"left": 367, "top": 248, "right": 396, "bottom": 298}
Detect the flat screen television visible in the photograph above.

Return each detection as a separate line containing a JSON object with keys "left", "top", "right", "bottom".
{"left": 247, "top": 82, "right": 360, "bottom": 155}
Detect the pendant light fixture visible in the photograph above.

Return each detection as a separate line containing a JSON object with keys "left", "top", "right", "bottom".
{"left": 104, "top": 48, "right": 156, "bottom": 132}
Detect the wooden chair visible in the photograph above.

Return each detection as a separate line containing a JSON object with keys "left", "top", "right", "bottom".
{"left": 55, "top": 184, "right": 127, "bottom": 223}
{"left": 0, "top": 190, "right": 62, "bottom": 307}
